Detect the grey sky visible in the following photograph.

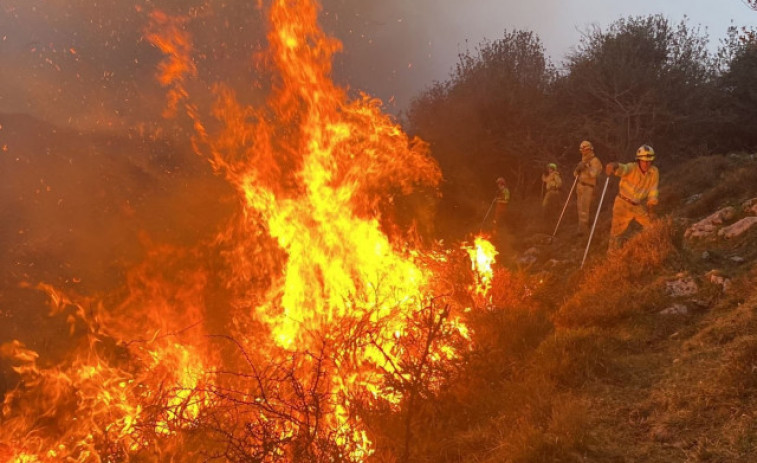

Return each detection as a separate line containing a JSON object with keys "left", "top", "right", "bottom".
{"left": 0, "top": 0, "right": 754, "bottom": 129}
{"left": 325, "top": 0, "right": 756, "bottom": 111}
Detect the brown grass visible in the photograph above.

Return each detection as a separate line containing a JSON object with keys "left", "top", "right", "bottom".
{"left": 529, "top": 327, "right": 619, "bottom": 389}
{"left": 658, "top": 155, "right": 757, "bottom": 219}
{"left": 369, "top": 155, "right": 757, "bottom": 463}
{"left": 450, "top": 379, "right": 590, "bottom": 463}
{"left": 553, "top": 219, "right": 677, "bottom": 328}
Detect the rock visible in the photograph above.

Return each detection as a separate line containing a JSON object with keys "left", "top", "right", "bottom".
{"left": 666, "top": 277, "right": 699, "bottom": 297}
{"left": 701, "top": 251, "right": 710, "bottom": 260}
{"left": 730, "top": 256, "right": 745, "bottom": 263}
{"left": 660, "top": 304, "right": 689, "bottom": 316}
{"left": 517, "top": 247, "right": 539, "bottom": 265}
{"left": 705, "top": 270, "right": 732, "bottom": 292}
{"left": 717, "top": 216, "right": 757, "bottom": 239}
{"left": 684, "top": 206, "right": 737, "bottom": 241}
{"left": 742, "top": 198, "right": 757, "bottom": 215}
{"left": 685, "top": 193, "right": 702, "bottom": 205}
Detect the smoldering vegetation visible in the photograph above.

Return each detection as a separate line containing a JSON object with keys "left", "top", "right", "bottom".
{"left": 1, "top": 1, "right": 757, "bottom": 462}
{"left": 0, "top": 113, "right": 235, "bottom": 392}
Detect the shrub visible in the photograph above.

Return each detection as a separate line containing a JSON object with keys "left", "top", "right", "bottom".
{"left": 554, "top": 219, "right": 677, "bottom": 327}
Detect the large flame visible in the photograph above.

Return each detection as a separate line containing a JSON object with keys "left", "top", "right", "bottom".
{"left": 0, "top": 1, "right": 500, "bottom": 461}
{"left": 464, "top": 235, "right": 499, "bottom": 302}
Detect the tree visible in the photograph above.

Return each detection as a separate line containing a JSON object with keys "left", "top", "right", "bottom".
{"left": 716, "top": 34, "right": 757, "bottom": 150}
{"left": 405, "top": 30, "right": 557, "bottom": 237}
{"left": 556, "top": 15, "right": 717, "bottom": 162}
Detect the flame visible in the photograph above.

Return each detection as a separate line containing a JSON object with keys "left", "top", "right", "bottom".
{"left": 464, "top": 235, "right": 498, "bottom": 301}
{"left": 0, "top": 1, "right": 498, "bottom": 461}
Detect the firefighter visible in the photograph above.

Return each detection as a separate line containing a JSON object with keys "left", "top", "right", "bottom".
{"left": 541, "top": 163, "right": 562, "bottom": 229}
{"left": 493, "top": 176, "right": 510, "bottom": 231}
{"left": 605, "top": 144, "right": 659, "bottom": 250}
{"left": 574, "top": 140, "right": 603, "bottom": 236}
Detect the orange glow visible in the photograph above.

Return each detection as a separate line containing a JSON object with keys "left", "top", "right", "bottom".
{"left": 464, "top": 235, "right": 498, "bottom": 301}
{"left": 0, "top": 1, "right": 500, "bottom": 461}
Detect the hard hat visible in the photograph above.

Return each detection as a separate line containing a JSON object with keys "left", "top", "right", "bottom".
{"left": 496, "top": 177, "right": 506, "bottom": 185}
{"left": 636, "top": 144, "right": 655, "bottom": 161}
{"left": 547, "top": 163, "right": 557, "bottom": 170}
{"left": 579, "top": 140, "right": 593, "bottom": 151}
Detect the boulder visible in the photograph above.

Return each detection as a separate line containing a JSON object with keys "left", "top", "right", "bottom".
{"left": 717, "top": 216, "right": 757, "bottom": 239}
{"left": 666, "top": 276, "right": 699, "bottom": 297}
{"left": 742, "top": 198, "right": 757, "bottom": 215}
{"left": 660, "top": 304, "right": 689, "bottom": 316}
{"left": 705, "top": 270, "right": 732, "bottom": 292}
{"left": 684, "top": 206, "right": 737, "bottom": 241}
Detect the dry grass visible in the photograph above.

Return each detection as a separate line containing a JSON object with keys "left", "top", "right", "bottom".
{"left": 370, "top": 154, "right": 757, "bottom": 462}
{"left": 658, "top": 154, "right": 732, "bottom": 210}
{"left": 619, "top": 270, "right": 757, "bottom": 462}
{"left": 450, "top": 379, "right": 590, "bottom": 463}
{"left": 553, "top": 219, "right": 677, "bottom": 328}
{"left": 659, "top": 155, "right": 757, "bottom": 220}
{"left": 530, "top": 327, "right": 620, "bottom": 389}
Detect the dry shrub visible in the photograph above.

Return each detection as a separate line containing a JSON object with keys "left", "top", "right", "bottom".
{"left": 489, "top": 268, "right": 540, "bottom": 310}
{"left": 465, "top": 305, "right": 552, "bottom": 387}
{"left": 446, "top": 376, "right": 589, "bottom": 463}
{"left": 467, "top": 269, "right": 552, "bottom": 366}
{"left": 553, "top": 219, "right": 676, "bottom": 328}
{"left": 529, "top": 327, "right": 620, "bottom": 389}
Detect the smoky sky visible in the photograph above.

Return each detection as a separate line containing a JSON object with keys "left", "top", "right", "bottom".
{"left": 322, "top": 0, "right": 755, "bottom": 112}
{"left": 0, "top": 0, "right": 753, "bottom": 131}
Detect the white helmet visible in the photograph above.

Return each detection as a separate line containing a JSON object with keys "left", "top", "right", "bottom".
{"left": 636, "top": 144, "right": 655, "bottom": 161}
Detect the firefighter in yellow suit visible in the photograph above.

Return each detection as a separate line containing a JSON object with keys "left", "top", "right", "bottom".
{"left": 605, "top": 145, "right": 659, "bottom": 250}
{"left": 574, "top": 141, "right": 603, "bottom": 236}
{"left": 493, "top": 177, "right": 511, "bottom": 230}
{"left": 541, "top": 163, "right": 562, "bottom": 228}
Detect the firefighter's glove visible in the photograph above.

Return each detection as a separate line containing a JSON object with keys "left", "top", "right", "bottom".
{"left": 574, "top": 162, "right": 586, "bottom": 176}
{"left": 605, "top": 162, "right": 619, "bottom": 176}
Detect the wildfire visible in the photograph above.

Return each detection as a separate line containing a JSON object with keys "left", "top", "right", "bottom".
{"left": 0, "top": 1, "right": 500, "bottom": 461}
{"left": 464, "top": 235, "right": 499, "bottom": 300}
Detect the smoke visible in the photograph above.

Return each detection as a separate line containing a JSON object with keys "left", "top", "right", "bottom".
{"left": 0, "top": 0, "right": 439, "bottom": 373}
{"left": 0, "top": 0, "right": 472, "bottom": 129}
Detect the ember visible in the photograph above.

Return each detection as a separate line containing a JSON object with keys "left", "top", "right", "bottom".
{"left": 0, "top": 1, "right": 498, "bottom": 461}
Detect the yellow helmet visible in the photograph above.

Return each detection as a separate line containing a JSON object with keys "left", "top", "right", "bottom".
{"left": 496, "top": 177, "right": 506, "bottom": 185}
{"left": 579, "top": 140, "right": 593, "bottom": 152}
{"left": 636, "top": 144, "right": 655, "bottom": 161}
{"left": 547, "top": 163, "right": 557, "bottom": 171}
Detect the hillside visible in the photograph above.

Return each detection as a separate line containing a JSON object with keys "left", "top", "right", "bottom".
{"left": 1, "top": 115, "right": 756, "bottom": 462}
{"left": 0, "top": 113, "right": 235, "bottom": 397}
{"left": 420, "top": 153, "right": 757, "bottom": 462}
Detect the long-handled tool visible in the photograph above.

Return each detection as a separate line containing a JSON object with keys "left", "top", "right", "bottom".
{"left": 479, "top": 196, "right": 498, "bottom": 231}
{"left": 552, "top": 175, "right": 578, "bottom": 237}
{"left": 581, "top": 176, "right": 610, "bottom": 269}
